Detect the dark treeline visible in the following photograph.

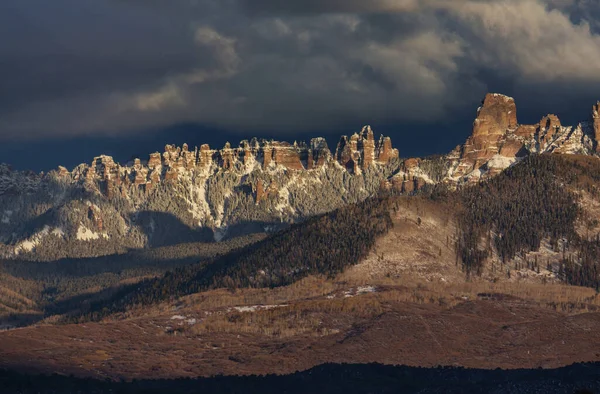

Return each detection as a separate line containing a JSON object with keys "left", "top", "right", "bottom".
{"left": 13, "top": 154, "right": 600, "bottom": 323}
{"left": 456, "top": 154, "right": 579, "bottom": 275}
{"left": 0, "top": 235, "right": 265, "bottom": 318}
{"left": 1, "top": 362, "right": 598, "bottom": 394}
{"left": 456, "top": 154, "right": 600, "bottom": 289}
{"left": 70, "top": 196, "right": 396, "bottom": 322}
{"left": 560, "top": 237, "right": 600, "bottom": 290}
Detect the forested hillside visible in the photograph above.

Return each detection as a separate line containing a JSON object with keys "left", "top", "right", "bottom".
{"left": 70, "top": 196, "right": 396, "bottom": 322}
{"left": 63, "top": 154, "right": 600, "bottom": 323}
{"left": 456, "top": 154, "right": 600, "bottom": 289}
{"left": 8, "top": 153, "right": 599, "bottom": 326}
{"left": 0, "top": 234, "right": 265, "bottom": 326}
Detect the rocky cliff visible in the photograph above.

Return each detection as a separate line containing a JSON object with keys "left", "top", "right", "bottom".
{"left": 0, "top": 130, "right": 399, "bottom": 260}
{"left": 2, "top": 92, "right": 600, "bottom": 261}
{"left": 66, "top": 130, "right": 398, "bottom": 201}
{"left": 386, "top": 93, "right": 599, "bottom": 192}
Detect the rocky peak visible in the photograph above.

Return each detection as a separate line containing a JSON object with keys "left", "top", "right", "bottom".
{"left": 538, "top": 114, "right": 562, "bottom": 148}
{"left": 335, "top": 126, "right": 397, "bottom": 173}
{"left": 376, "top": 135, "right": 396, "bottom": 164}
{"left": 220, "top": 142, "right": 235, "bottom": 170}
{"left": 0, "top": 164, "right": 43, "bottom": 196}
{"left": 440, "top": 93, "right": 600, "bottom": 184}
{"left": 449, "top": 93, "right": 521, "bottom": 179}
{"left": 539, "top": 114, "right": 561, "bottom": 130}
{"left": 335, "top": 135, "right": 355, "bottom": 171}
{"left": 269, "top": 141, "right": 304, "bottom": 170}
{"left": 593, "top": 102, "right": 600, "bottom": 151}
{"left": 57, "top": 166, "right": 69, "bottom": 177}
{"left": 473, "top": 93, "right": 517, "bottom": 145}
{"left": 359, "top": 126, "right": 376, "bottom": 170}
{"left": 27, "top": 129, "right": 397, "bottom": 200}
{"left": 307, "top": 138, "right": 331, "bottom": 169}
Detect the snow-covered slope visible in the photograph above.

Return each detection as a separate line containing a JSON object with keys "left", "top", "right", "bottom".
{"left": 0, "top": 128, "right": 400, "bottom": 260}
{"left": 3, "top": 93, "right": 600, "bottom": 261}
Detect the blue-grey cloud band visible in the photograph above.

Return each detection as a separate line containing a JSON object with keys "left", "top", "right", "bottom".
{"left": 0, "top": 0, "right": 599, "bottom": 140}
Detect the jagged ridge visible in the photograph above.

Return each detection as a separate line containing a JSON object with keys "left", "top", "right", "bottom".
{"left": 385, "top": 93, "right": 600, "bottom": 192}
{"left": 2, "top": 92, "right": 600, "bottom": 261}
{"left": 0, "top": 128, "right": 400, "bottom": 260}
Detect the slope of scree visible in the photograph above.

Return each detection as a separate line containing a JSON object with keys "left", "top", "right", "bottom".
{"left": 69, "top": 196, "right": 395, "bottom": 322}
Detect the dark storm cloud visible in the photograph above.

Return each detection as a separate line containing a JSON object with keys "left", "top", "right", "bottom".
{"left": 0, "top": 0, "right": 600, "bottom": 141}
{"left": 237, "top": 0, "right": 489, "bottom": 15}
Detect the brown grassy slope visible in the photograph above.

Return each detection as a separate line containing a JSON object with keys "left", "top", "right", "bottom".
{"left": 0, "top": 273, "right": 41, "bottom": 327}
{"left": 350, "top": 155, "right": 600, "bottom": 287}
{"left": 342, "top": 197, "right": 463, "bottom": 283}
{"left": 340, "top": 194, "right": 560, "bottom": 286}
{"left": 1, "top": 280, "right": 600, "bottom": 380}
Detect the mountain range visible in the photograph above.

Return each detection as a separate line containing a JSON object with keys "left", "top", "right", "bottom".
{"left": 1, "top": 93, "right": 600, "bottom": 261}
{"left": 4, "top": 94, "right": 600, "bottom": 388}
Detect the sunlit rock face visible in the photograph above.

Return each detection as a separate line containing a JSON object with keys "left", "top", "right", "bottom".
{"left": 0, "top": 129, "right": 401, "bottom": 259}
{"left": 335, "top": 126, "right": 398, "bottom": 174}
{"left": 385, "top": 93, "right": 599, "bottom": 192}
{"left": 593, "top": 102, "right": 600, "bottom": 152}
{"left": 3, "top": 92, "right": 600, "bottom": 260}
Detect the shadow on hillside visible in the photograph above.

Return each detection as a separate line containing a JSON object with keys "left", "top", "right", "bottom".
{"left": 132, "top": 211, "right": 214, "bottom": 247}
{"left": 0, "top": 312, "right": 43, "bottom": 329}
{"left": 132, "top": 211, "right": 289, "bottom": 246}
{"left": 0, "top": 254, "right": 196, "bottom": 328}
{"left": 0, "top": 245, "right": 211, "bottom": 282}
{"left": 0, "top": 217, "right": 286, "bottom": 326}
{"left": 0, "top": 218, "right": 285, "bottom": 282}
{"left": 216, "top": 220, "right": 289, "bottom": 241}
{"left": 1, "top": 362, "right": 599, "bottom": 393}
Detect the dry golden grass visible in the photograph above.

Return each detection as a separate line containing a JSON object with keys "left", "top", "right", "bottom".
{"left": 130, "top": 270, "right": 600, "bottom": 340}
{"left": 170, "top": 292, "right": 384, "bottom": 338}
{"left": 339, "top": 273, "right": 600, "bottom": 312}
{"left": 0, "top": 274, "right": 41, "bottom": 324}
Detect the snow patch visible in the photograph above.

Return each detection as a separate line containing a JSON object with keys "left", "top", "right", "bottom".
{"left": 185, "top": 179, "right": 211, "bottom": 223}
{"left": 275, "top": 186, "right": 292, "bottom": 214}
{"left": 230, "top": 304, "right": 288, "bottom": 313}
{"left": 213, "top": 226, "right": 228, "bottom": 242}
{"left": 213, "top": 189, "right": 232, "bottom": 228}
{"left": 343, "top": 286, "right": 377, "bottom": 298}
{"left": 76, "top": 226, "right": 108, "bottom": 241}
{"left": 486, "top": 154, "right": 516, "bottom": 170}
{"left": 51, "top": 228, "right": 65, "bottom": 238}
{"left": 356, "top": 286, "right": 377, "bottom": 294}
{"left": 15, "top": 226, "right": 51, "bottom": 254}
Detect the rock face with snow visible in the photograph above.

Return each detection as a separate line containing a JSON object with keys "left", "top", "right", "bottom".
{"left": 2, "top": 92, "right": 600, "bottom": 261}
{"left": 0, "top": 130, "right": 400, "bottom": 260}
{"left": 388, "top": 93, "right": 599, "bottom": 192}
{"left": 335, "top": 126, "right": 397, "bottom": 174}
{"left": 593, "top": 102, "right": 600, "bottom": 151}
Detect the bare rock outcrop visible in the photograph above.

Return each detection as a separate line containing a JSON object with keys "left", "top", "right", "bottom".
{"left": 593, "top": 102, "right": 600, "bottom": 152}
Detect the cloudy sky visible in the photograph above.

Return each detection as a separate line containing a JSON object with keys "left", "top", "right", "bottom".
{"left": 2, "top": 0, "right": 600, "bottom": 170}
